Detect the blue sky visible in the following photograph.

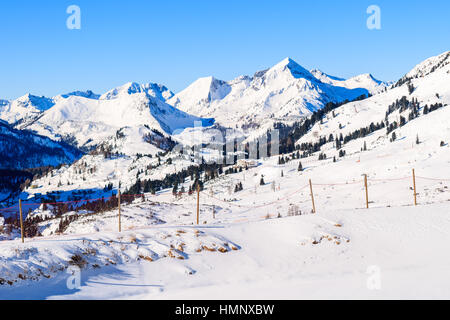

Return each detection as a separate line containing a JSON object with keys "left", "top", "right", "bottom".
{"left": 1, "top": 0, "right": 449, "bottom": 100}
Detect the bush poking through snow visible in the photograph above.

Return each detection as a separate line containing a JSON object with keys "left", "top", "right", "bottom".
{"left": 69, "top": 254, "right": 87, "bottom": 269}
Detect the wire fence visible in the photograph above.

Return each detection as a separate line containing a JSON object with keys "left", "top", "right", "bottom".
{"left": 0, "top": 169, "right": 449, "bottom": 243}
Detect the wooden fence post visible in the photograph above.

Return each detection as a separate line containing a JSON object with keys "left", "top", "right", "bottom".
{"left": 412, "top": 169, "right": 417, "bottom": 206}
{"left": 364, "top": 174, "right": 369, "bottom": 209}
{"left": 19, "top": 199, "right": 24, "bottom": 243}
{"left": 196, "top": 183, "right": 200, "bottom": 225}
{"left": 309, "top": 179, "right": 316, "bottom": 214}
{"left": 118, "top": 190, "right": 122, "bottom": 232}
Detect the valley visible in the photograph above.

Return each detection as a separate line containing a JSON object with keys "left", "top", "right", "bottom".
{"left": 0, "top": 51, "right": 449, "bottom": 299}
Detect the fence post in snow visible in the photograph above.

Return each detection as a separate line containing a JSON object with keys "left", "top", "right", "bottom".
{"left": 309, "top": 179, "right": 316, "bottom": 214}
{"left": 118, "top": 190, "right": 122, "bottom": 232}
{"left": 196, "top": 183, "right": 200, "bottom": 225}
{"left": 412, "top": 169, "right": 417, "bottom": 206}
{"left": 19, "top": 199, "right": 24, "bottom": 243}
{"left": 364, "top": 174, "right": 369, "bottom": 209}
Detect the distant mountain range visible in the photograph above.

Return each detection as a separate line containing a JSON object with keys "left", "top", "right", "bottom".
{"left": 167, "top": 58, "right": 387, "bottom": 127}
{"left": 1, "top": 53, "right": 448, "bottom": 172}
{"left": 1, "top": 51, "right": 449, "bottom": 209}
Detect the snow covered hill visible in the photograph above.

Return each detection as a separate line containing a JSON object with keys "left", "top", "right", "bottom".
{"left": 400, "top": 51, "right": 450, "bottom": 81}
{"left": 167, "top": 58, "right": 383, "bottom": 128}
{"left": 0, "top": 121, "right": 82, "bottom": 170}
{"left": 296, "top": 51, "right": 450, "bottom": 159}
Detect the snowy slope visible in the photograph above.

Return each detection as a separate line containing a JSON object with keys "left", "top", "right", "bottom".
{"left": 402, "top": 51, "right": 450, "bottom": 80}
{"left": 0, "top": 121, "right": 82, "bottom": 169}
{"left": 167, "top": 58, "right": 375, "bottom": 128}
{"left": 297, "top": 51, "right": 450, "bottom": 158}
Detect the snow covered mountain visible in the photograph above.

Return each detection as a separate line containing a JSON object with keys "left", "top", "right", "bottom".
{"left": 100, "top": 82, "right": 174, "bottom": 102}
{"left": 18, "top": 88, "right": 213, "bottom": 152}
{"left": 296, "top": 51, "right": 450, "bottom": 162}
{"left": 0, "top": 120, "right": 82, "bottom": 169}
{"left": 167, "top": 58, "right": 379, "bottom": 128}
{"left": 396, "top": 51, "right": 450, "bottom": 85}
{"left": 0, "top": 94, "right": 55, "bottom": 125}
{"left": 1, "top": 52, "right": 450, "bottom": 300}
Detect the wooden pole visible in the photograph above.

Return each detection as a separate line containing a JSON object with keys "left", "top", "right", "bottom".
{"left": 118, "top": 190, "right": 122, "bottom": 232}
{"left": 364, "top": 174, "right": 369, "bottom": 209}
{"left": 19, "top": 199, "right": 24, "bottom": 243}
{"left": 412, "top": 169, "right": 417, "bottom": 206}
{"left": 196, "top": 183, "right": 200, "bottom": 225}
{"left": 309, "top": 179, "right": 316, "bottom": 214}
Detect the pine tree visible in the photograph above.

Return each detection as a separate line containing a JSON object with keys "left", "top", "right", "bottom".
{"left": 408, "top": 83, "right": 415, "bottom": 95}
{"left": 391, "top": 132, "right": 397, "bottom": 142}
{"left": 172, "top": 183, "right": 178, "bottom": 195}
{"left": 260, "top": 176, "right": 265, "bottom": 186}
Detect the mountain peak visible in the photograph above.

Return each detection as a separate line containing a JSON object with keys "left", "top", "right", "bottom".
{"left": 269, "top": 57, "right": 315, "bottom": 81}
{"left": 16, "top": 94, "right": 55, "bottom": 111}
{"left": 350, "top": 73, "right": 379, "bottom": 83}
{"left": 168, "top": 76, "right": 230, "bottom": 110}
{"left": 273, "top": 57, "right": 301, "bottom": 70}
{"left": 61, "top": 90, "right": 100, "bottom": 100}
{"left": 100, "top": 82, "right": 173, "bottom": 101}
{"left": 277, "top": 57, "right": 295, "bottom": 66}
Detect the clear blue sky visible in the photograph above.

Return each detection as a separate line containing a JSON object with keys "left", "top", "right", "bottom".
{"left": 1, "top": 0, "right": 449, "bottom": 100}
